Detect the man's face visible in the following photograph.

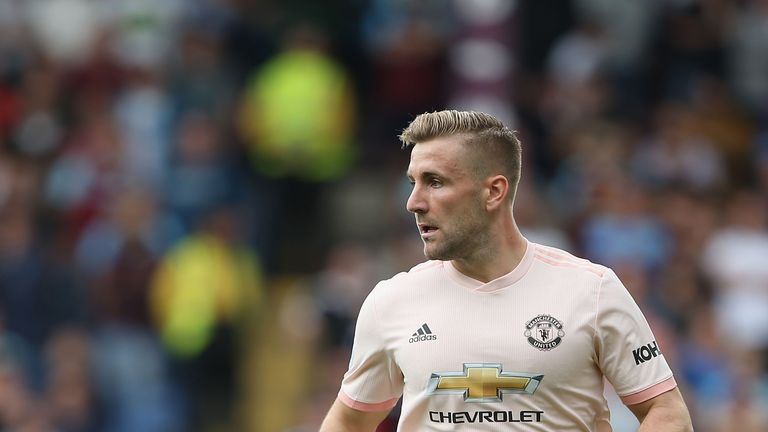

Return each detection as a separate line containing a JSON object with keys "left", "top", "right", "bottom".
{"left": 406, "top": 136, "right": 489, "bottom": 261}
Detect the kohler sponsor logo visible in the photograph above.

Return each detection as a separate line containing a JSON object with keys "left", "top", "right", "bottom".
{"left": 633, "top": 341, "right": 661, "bottom": 365}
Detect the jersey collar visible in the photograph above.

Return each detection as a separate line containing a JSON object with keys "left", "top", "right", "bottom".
{"left": 443, "top": 239, "right": 534, "bottom": 292}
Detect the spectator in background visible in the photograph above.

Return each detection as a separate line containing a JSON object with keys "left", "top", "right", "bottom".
{"left": 652, "top": 0, "right": 727, "bottom": 103}
{"left": 0, "top": 205, "right": 95, "bottom": 431}
{"left": 44, "top": 327, "right": 99, "bottom": 432}
{"left": 0, "top": 205, "right": 85, "bottom": 360}
{"left": 726, "top": 0, "right": 768, "bottom": 114}
{"left": 360, "top": 0, "right": 451, "bottom": 163}
{"left": 701, "top": 190, "right": 768, "bottom": 352}
{"left": 631, "top": 102, "right": 726, "bottom": 192}
{"left": 150, "top": 205, "right": 263, "bottom": 432}
{"left": 90, "top": 324, "right": 183, "bottom": 432}
{"left": 164, "top": 110, "right": 244, "bottom": 231}
{"left": 756, "top": 128, "right": 768, "bottom": 195}
{"left": 514, "top": 180, "right": 573, "bottom": 251}
{"left": 0, "top": 310, "right": 50, "bottom": 431}
{"left": 99, "top": 0, "right": 186, "bottom": 71}
{"left": 112, "top": 66, "right": 173, "bottom": 193}
{"left": 312, "top": 243, "right": 375, "bottom": 351}
{"left": 43, "top": 108, "right": 125, "bottom": 242}
{"left": 239, "top": 23, "right": 356, "bottom": 183}
{"left": 655, "top": 188, "right": 720, "bottom": 266}
{"left": 677, "top": 304, "right": 736, "bottom": 432}
{"left": 687, "top": 77, "right": 754, "bottom": 185}
{"left": 573, "top": 0, "right": 656, "bottom": 76}
{"left": 581, "top": 178, "right": 671, "bottom": 273}
{"left": 547, "top": 121, "right": 630, "bottom": 221}
{"left": 544, "top": 19, "right": 612, "bottom": 126}
{"left": 0, "top": 359, "right": 56, "bottom": 431}
{"left": 74, "top": 186, "right": 183, "bottom": 326}
{"left": 11, "top": 64, "right": 64, "bottom": 160}
{"left": 238, "top": 24, "right": 357, "bottom": 274}
{"left": 167, "top": 23, "right": 239, "bottom": 122}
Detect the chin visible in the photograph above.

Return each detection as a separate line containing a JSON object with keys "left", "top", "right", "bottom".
{"left": 422, "top": 246, "right": 438, "bottom": 260}
{"left": 423, "top": 245, "right": 450, "bottom": 261}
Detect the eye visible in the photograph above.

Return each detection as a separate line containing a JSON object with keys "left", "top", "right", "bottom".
{"left": 429, "top": 178, "right": 443, "bottom": 188}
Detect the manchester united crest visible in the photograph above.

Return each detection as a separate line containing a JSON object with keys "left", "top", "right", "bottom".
{"left": 525, "top": 314, "right": 565, "bottom": 351}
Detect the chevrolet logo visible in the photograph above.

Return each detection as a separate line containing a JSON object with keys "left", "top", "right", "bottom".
{"left": 427, "top": 363, "right": 543, "bottom": 402}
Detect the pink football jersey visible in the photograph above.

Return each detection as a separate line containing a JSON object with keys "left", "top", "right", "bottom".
{"left": 339, "top": 241, "right": 676, "bottom": 431}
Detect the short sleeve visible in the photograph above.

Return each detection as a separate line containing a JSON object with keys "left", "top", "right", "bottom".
{"left": 339, "top": 283, "right": 403, "bottom": 412}
{"left": 595, "top": 270, "right": 676, "bottom": 405}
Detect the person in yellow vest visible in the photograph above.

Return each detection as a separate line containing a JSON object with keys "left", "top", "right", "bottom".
{"left": 238, "top": 24, "right": 358, "bottom": 274}
{"left": 239, "top": 24, "right": 356, "bottom": 182}
{"left": 149, "top": 206, "right": 263, "bottom": 431}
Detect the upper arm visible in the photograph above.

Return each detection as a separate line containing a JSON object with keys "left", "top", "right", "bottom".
{"left": 626, "top": 387, "right": 693, "bottom": 431}
{"left": 319, "top": 398, "right": 392, "bottom": 432}
{"left": 595, "top": 270, "right": 674, "bottom": 397}
{"left": 342, "top": 286, "right": 404, "bottom": 405}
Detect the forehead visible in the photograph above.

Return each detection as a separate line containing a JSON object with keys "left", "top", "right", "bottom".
{"left": 407, "top": 135, "right": 472, "bottom": 177}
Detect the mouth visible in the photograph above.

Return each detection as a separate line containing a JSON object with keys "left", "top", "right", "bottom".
{"left": 418, "top": 223, "right": 439, "bottom": 237}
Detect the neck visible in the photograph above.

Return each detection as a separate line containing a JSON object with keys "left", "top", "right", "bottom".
{"left": 451, "top": 216, "right": 527, "bottom": 283}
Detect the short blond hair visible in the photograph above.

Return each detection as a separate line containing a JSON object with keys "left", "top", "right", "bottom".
{"left": 399, "top": 110, "right": 522, "bottom": 201}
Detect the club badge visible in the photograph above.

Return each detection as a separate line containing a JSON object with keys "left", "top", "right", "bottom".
{"left": 525, "top": 314, "right": 564, "bottom": 351}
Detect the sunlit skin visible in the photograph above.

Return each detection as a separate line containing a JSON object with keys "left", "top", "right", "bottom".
{"left": 405, "top": 135, "right": 527, "bottom": 283}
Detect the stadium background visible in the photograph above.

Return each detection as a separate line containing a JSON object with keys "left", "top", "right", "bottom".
{"left": 0, "top": 0, "right": 767, "bottom": 431}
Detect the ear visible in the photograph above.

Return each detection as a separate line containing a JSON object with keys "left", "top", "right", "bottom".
{"left": 485, "top": 175, "right": 509, "bottom": 211}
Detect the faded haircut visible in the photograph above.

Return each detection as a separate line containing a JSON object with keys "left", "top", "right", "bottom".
{"left": 399, "top": 110, "right": 522, "bottom": 201}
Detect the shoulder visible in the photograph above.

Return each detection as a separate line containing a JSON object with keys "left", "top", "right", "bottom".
{"left": 530, "top": 243, "right": 609, "bottom": 280}
{"left": 379, "top": 260, "right": 442, "bottom": 287}
{"left": 403, "top": 260, "right": 443, "bottom": 277}
{"left": 368, "top": 260, "right": 442, "bottom": 298}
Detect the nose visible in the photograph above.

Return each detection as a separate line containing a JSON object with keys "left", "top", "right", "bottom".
{"left": 406, "top": 184, "right": 427, "bottom": 214}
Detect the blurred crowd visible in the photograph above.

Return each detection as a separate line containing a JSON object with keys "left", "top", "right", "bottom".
{"left": 1, "top": 0, "right": 768, "bottom": 431}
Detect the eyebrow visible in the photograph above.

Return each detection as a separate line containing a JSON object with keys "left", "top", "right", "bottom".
{"left": 406, "top": 171, "right": 445, "bottom": 181}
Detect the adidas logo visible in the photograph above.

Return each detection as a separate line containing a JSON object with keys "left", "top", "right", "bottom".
{"left": 409, "top": 323, "right": 437, "bottom": 343}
